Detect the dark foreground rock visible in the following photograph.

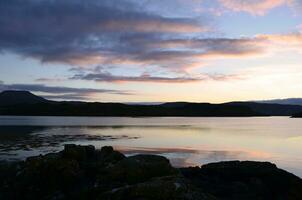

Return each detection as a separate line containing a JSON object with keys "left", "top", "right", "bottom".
{"left": 0, "top": 145, "right": 302, "bottom": 200}
{"left": 291, "top": 112, "right": 302, "bottom": 118}
{"left": 181, "top": 161, "right": 302, "bottom": 200}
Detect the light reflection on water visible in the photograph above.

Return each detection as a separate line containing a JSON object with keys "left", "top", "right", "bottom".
{"left": 0, "top": 116, "right": 302, "bottom": 177}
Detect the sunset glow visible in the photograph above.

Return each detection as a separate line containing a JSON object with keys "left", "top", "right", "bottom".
{"left": 1, "top": 0, "right": 302, "bottom": 102}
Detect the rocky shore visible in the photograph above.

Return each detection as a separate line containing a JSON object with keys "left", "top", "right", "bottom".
{"left": 1, "top": 144, "right": 302, "bottom": 200}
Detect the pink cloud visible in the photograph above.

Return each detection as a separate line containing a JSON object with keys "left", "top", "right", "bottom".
{"left": 219, "top": 0, "right": 285, "bottom": 15}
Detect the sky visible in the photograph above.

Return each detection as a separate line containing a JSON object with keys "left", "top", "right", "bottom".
{"left": 1, "top": 0, "right": 302, "bottom": 103}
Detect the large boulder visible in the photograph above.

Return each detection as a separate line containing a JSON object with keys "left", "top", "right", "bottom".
{"left": 100, "top": 154, "right": 178, "bottom": 185}
{"left": 62, "top": 144, "right": 96, "bottom": 161}
{"left": 7, "top": 154, "right": 83, "bottom": 199}
{"left": 62, "top": 144, "right": 125, "bottom": 164}
{"left": 181, "top": 161, "right": 302, "bottom": 200}
{"left": 97, "top": 146, "right": 126, "bottom": 164}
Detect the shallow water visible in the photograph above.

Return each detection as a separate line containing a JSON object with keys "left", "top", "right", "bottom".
{"left": 0, "top": 116, "right": 302, "bottom": 177}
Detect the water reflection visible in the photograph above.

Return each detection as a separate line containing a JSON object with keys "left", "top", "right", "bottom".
{"left": 116, "top": 146, "right": 272, "bottom": 167}
{"left": 0, "top": 126, "right": 139, "bottom": 160}
{"left": 0, "top": 116, "right": 302, "bottom": 177}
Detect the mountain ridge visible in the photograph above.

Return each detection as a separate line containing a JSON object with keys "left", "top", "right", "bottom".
{"left": 0, "top": 90, "right": 48, "bottom": 106}
{"left": 1, "top": 90, "right": 302, "bottom": 117}
{"left": 254, "top": 98, "right": 302, "bottom": 106}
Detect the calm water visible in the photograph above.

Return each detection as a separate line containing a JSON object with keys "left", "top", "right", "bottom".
{"left": 0, "top": 116, "right": 302, "bottom": 177}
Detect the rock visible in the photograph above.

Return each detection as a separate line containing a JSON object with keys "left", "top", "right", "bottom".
{"left": 96, "top": 146, "right": 125, "bottom": 164}
{"left": 181, "top": 161, "right": 302, "bottom": 200}
{"left": 1, "top": 160, "right": 75, "bottom": 199}
{"left": 0, "top": 161, "right": 22, "bottom": 199}
{"left": 100, "top": 146, "right": 114, "bottom": 154}
{"left": 100, "top": 154, "right": 178, "bottom": 185}
{"left": 99, "top": 176, "right": 217, "bottom": 200}
{"left": 62, "top": 144, "right": 125, "bottom": 165}
{"left": 1, "top": 145, "right": 302, "bottom": 200}
{"left": 62, "top": 144, "right": 96, "bottom": 161}
{"left": 14, "top": 154, "right": 83, "bottom": 199}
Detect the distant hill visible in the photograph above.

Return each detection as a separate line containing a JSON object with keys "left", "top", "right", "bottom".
{"left": 1, "top": 90, "right": 302, "bottom": 117}
{"left": 0, "top": 101, "right": 263, "bottom": 117}
{"left": 255, "top": 98, "right": 302, "bottom": 106}
{"left": 291, "top": 112, "right": 302, "bottom": 118}
{"left": 0, "top": 90, "right": 262, "bottom": 117}
{"left": 226, "top": 102, "right": 302, "bottom": 116}
{"left": 0, "top": 90, "right": 48, "bottom": 106}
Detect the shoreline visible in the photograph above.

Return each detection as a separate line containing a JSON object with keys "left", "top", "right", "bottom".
{"left": 1, "top": 144, "right": 302, "bottom": 199}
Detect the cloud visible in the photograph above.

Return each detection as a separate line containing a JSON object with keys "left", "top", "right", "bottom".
{"left": 218, "top": 0, "right": 302, "bottom": 15}
{"left": 72, "top": 71, "right": 243, "bottom": 83}
{"left": 258, "top": 33, "right": 302, "bottom": 43}
{"left": 40, "top": 94, "right": 94, "bottom": 101}
{"left": 288, "top": 0, "right": 302, "bottom": 11}
{"left": 0, "top": 0, "right": 266, "bottom": 74}
{"left": 0, "top": 0, "right": 209, "bottom": 66}
{"left": 218, "top": 0, "right": 285, "bottom": 15}
{"left": 0, "top": 84, "right": 115, "bottom": 94}
{"left": 102, "top": 18, "right": 208, "bottom": 33}
{"left": 149, "top": 37, "right": 267, "bottom": 57}
{"left": 35, "top": 78, "right": 64, "bottom": 82}
{"left": 256, "top": 33, "right": 302, "bottom": 53}
{"left": 73, "top": 72, "right": 202, "bottom": 83}
{"left": 2, "top": 0, "right": 300, "bottom": 89}
{"left": 95, "top": 35, "right": 267, "bottom": 72}
{"left": 0, "top": 82, "right": 133, "bottom": 101}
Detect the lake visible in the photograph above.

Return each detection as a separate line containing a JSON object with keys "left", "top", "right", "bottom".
{"left": 0, "top": 116, "right": 301, "bottom": 177}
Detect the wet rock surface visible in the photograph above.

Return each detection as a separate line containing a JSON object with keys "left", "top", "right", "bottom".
{"left": 0, "top": 145, "right": 302, "bottom": 200}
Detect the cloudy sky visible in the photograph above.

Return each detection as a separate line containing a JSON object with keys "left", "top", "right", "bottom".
{"left": 1, "top": 0, "right": 302, "bottom": 102}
